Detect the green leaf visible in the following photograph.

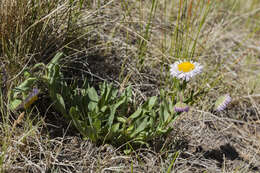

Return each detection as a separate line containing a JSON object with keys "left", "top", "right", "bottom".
{"left": 111, "top": 123, "right": 120, "bottom": 133}
{"left": 56, "top": 93, "right": 66, "bottom": 110}
{"left": 87, "top": 87, "right": 98, "bottom": 112}
{"left": 129, "top": 108, "right": 142, "bottom": 120}
{"left": 23, "top": 70, "right": 31, "bottom": 78}
{"left": 163, "top": 108, "right": 170, "bottom": 124}
{"left": 147, "top": 96, "right": 157, "bottom": 110}
{"left": 100, "top": 105, "right": 108, "bottom": 112}
{"left": 160, "top": 89, "right": 165, "bottom": 98}
{"left": 111, "top": 87, "right": 118, "bottom": 100}
{"left": 99, "top": 83, "right": 108, "bottom": 107}
{"left": 93, "top": 119, "right": 101, "bottom": 133}
{"left": 117, "top": 116, "right": 127, "bottom": 123}
{"left": 88, "top": 87, "right": 98, "bottom": 102}
{"left": 88, "top": 101, "right": 97, "bottom": 112}
{"left": 9, "top": 99, "right": 22, "bottom": 110}
{"left": 130, "top": 117, "right": 148, "bottom": 138}
{"left": 122, "top": 85, "right": 132, "bottom": 101}
{"left": 126, "top": 125, "right": 134, "bottom": 133}
{"left": 13, "top": 77, "right": 37, "bottom": 97}
{"left": 108, "top": 96, "right": 126, "bottom": 130}
{"left": 159, "top": 104, "right": 165, "bottom": 122}
{"left": 168, "top": 98, "right": 174, "bottom": 115}
{"left": 32, "top": 62, "right": 45, "bottom": 70}
{"left": 147, "top": 116, "right": 154, "bottom": 127}
{"left": 47, "top": 52, "right": 63, "bottom": 74}
{"left": 69, "top": 106, "right": 80, "bottom": 119}
{"left": 104, "top": 83, "right": 113, "bottom": 101}
{"left": 56, "top": 93, "right": 68, "bottom": 118}
{"left": 85, "top": 126, "right": 98, "bottom": 142}
{"left": 49, "top": 65, "right": 61, "bottom": 85}
{"left": 69, "top": 107, "right": 85, "bottom": 135}
{"left": 87, "top": 111, "right": 94, "bottom": 128}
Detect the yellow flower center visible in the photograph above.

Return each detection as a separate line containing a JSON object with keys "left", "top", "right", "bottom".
{"left": 178, "top": 62, "right": 195, "bottom": 72}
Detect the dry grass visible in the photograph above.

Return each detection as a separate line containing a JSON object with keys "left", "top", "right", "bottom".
{"left": 0, "top": 0, "right": 260, "bottom": 172}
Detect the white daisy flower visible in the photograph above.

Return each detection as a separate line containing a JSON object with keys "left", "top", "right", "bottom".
{"left": 170, "top": 60, "right": 203, "bottom": 81}
{"left": 214, "top": 94, "right": 231, "bottom": 112}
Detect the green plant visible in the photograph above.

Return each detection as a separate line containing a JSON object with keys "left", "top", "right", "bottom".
{"left": 8, "top": 52, "right": 63, "bottom": 111}
{"left": 45, "top": 54, "right": 180, "bottom": 146}
{"left": 9, "top": 52, "right": 184, "bottom": 147}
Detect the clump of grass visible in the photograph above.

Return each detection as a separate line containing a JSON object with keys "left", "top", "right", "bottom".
{"left": 0, "top": 0, "right": 86, "bottom": 80}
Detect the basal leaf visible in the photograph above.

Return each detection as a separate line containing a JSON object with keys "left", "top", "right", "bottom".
{"left": 47, "top": 52, "right": 63, "bottom": 74}
{"left": 93, "top": 119, "right": 101, "bottom": 133}
{"left": 56, "top": 93, "right": 68, "bottom": 118}
{"left": 111, "top": 123, "right": 120, "bottom": 133}
{"left": 10, "top": 99, "right": 22, "bottom": 110}
{"left": 117, "top": 116, "right": 127, "bottom": 123}
{"left": 163, "top": 108, "right": 170, "bottom": 124}
{"left": 87, "top": 87, "right": 98, "bottom": 112}
{"left": 126, "top": 124, "right": 134, "bottom": 133}
{"left": 129, "top": 108, "right": 142, "bottom": 120}
{"left": 108, "top": 96, "right": 126, "bottom": 130}
{"left": 100, "top": 105, "right": 108, "bottom": 112}
{"left": 147, "top": 96, "right": 157, "bottom": 110}
{"left": 13, "top": 77, "right": 37, "bottom": 98}
{"left": 85, "top": 126, "right": 98, "bottom": 142}
{"left": 56, "top": 93, "right": 66, "bottom": 110}
{"left": 88, "top": 87, "right": 98, "bottom": 102}
{"left": 69, "top": 107, "right": 85, "bottom": 134}
{"left": 168, "top": 98, "right": 174, "bottom": 115}
{"left": 88, "top": 101, "right": 97, "bottom": 112}
{"left": 130, "top": 117, "right": 148, "bottom": 138}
